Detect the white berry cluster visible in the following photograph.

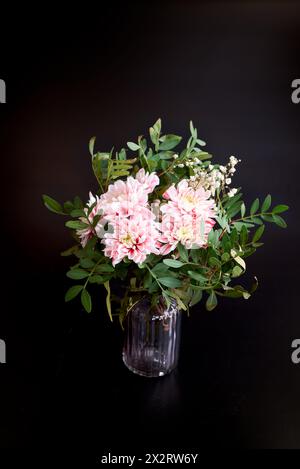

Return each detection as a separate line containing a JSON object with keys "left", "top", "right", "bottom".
{"left": 172, "top": 153, "right": 202, "bottom": 169}
{"left": 188, "top": 155, "right": 241, "bottom": 197}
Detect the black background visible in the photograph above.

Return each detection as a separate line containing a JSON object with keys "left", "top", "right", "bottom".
{"left": 0, "top": 0, "right": 300, "bottom": 455}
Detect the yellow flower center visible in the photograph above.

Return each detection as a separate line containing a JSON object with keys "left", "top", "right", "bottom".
{"left": 176, "top": 226, "right": 193, "bottom": 241}
{"left": 121, "top": 233, "right": 134, "bottom": 247}
{"left": 183, "top": 194, "right": 195, "bottom": 204}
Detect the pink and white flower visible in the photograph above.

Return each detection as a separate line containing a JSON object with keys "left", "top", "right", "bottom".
{"left": 162, "top": 179, "right": 215, "bottom": 219}
{"left": 135, "top": 168, "right": 159, "bottom": 194}
{"left": 103, "top": 215, "right": 160, "bottom": 266}
{"left": 79, "top": 169, "right": 161, "bottom": 264}
{"left": 77, "top": 192, "right": 105, "bottom": 247}
{"left": 159, "top": 179, "right": 216, "bottom": 254}
{"left": 98, "top": 169, "right": 159, "bottom": 223}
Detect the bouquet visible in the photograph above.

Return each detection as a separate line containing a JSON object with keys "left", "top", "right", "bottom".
{"left": 43, "top": 119, "right": 288, "bottom": 322}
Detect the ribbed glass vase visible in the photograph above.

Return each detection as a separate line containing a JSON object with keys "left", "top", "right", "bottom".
{"left": 122, "top": 296, "right": 181, "bottom": 377}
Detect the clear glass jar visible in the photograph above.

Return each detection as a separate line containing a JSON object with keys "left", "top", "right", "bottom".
{"left": 122, "top": 296, "right": 181, "bottom": 377}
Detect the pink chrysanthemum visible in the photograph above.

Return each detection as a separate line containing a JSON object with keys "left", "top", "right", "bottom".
{"left": 91, "top": 169, "right": 161, "bottom": 265}
{"left": 159, "top": 179, "right": 216, "bottom": 254}
{"left": 98, "top": 169, "right": 159, "bottom": 223}
{"left": 77, "top": 192, "right": 105, "bottom": 247}
{"left": 103, "top": 215, "right": 160, "bottom": 266}
{"left": 162, "top": 179, "right": 216, "bottom": 218}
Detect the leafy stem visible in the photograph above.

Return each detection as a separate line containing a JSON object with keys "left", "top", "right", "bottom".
{"left": 232, "top": 211, "right": 273, "bottom": 223}
{"left": 145, "top": 264, "right": 167, "bottom": 294}
{"left": 83, "top": 257, "right": 103, "bottom": 289}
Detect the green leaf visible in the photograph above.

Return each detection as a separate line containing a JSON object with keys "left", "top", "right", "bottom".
{"left": 163, "top": 259, "right": 185, "bottom": 268}
{"left": 127, "top": 141, "right": 140, "bottom": 151}
{"left": 149, "top": 127, "right": 158, "bottom": 145}
{"left": 227, "top": 200, "right": 243, "bottom": 218}
{"left": 66, "top": 269, "right": 89, "bottom": 280}
{"left": 89, "top": 136, "right": 96, "bottom": 156}
{"left": 153, "top": 118, "right": 161, "bottom": 134}
{"left": 42, "top": 195, "right": 64, "bottom": 214}
{"left": 159, "top": 134, "right": 182, "bottom": 151}
{"left": 221, "top": 252, "right": 230, "bottom": 262}
{"left": 189, "top": 289, "right": 203, "bottom": 307}
{"left": 272, "top": 214, "right": 287, "bottom": 228}
{"left": 89, "top": 275, "right": 104, "bottom": 284}
{"left": 222, "top": 287, "right": 244, "bottom": 298}
{"left": 95, "top": 264, "right": 115, "bottom": 273}
{"left": 65, "top": 220, "right": 88, "bottom": 230}
{"left": 206, "top": 291, "right": 218, "bottom": 311}
{"left": 261, "top": 214, "right": 275, "bottom": 223}
{"left": 159, "top": 277, "right": 182, "bottom": 288}
{"left": 111, "top": 170, "right": 130, "bottom": 179}
{"left": 240, "top": 224, "right": 248, "bottom": 245}
{"left": 80, "top": 258, "right": 95, "bottom": 269}
{"left": 63, "top": 201, "right": 74, "bottom": 214}
{"left": 188, "top": 271, "right": 207, "bottom": 282}
{"left": 151, "top": 263, "right": 169, "bottom": 276}
{"left": 224, "top": 192, "right": 242, "bottom": 209}
{"left": 81, "top": 289, "right": 92, "bottom": 313}
{"left": 92, "top": 152, "right": 109, "bottom": 185}
{"left": 70, "top": 209, "right": 86, "bottom": 218}
{"left": 73, "top": 196, "right": 84, "bottom": 209}
{"left": 208, "top": 257, "right": 221, "bottom": 268}
{"left": 250, "top": 216, "right": 263, "bottom": 225}
{"left": 252, "top": 224, "right": 265, "bottom": 243}
{"left": 262, "top": 194, "right": 271, "bottom": 212}
{"left": 104, "top": 281, "right": 113, "bottom": 321}
{"left": 65, "top": 285, "right": 83, "bottom": 302}
{"left": 177, "top": 243, "right": 189, "bottom": 262}
{"left": 240, "top": 202, "right": 246, "bottom": 218}
{"left": 272, "top": 204, "right": 289, "bottom": 214}
{"left": 156, "top": 151, "right": 174, "bottom": 160}
{"left": 190, "top": 249, "right": 199, "bottom": 264}
{"left": 250, "top": 198, "right": 259, "bottom": 215}
{"left": 232, "top": 265, "right": 243, "bottom": 278}
{"left": 189, "top": 120, "right": 196, "bottom": 137}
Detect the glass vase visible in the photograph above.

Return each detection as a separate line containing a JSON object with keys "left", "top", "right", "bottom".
{"left": 122, "top": 296, "right": 181, "bottom": 377}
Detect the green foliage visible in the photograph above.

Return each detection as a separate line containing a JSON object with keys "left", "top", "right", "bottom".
{"left": 42, "top": 195, "right": 64, "bottom": 215}
{"left": 66, "top": 269, "right": 89, "bottom": 280}
{"left": 159, "top": 134, "right": 182, "bottom": 151}
{"left": 159, "top": 277, "right": 182, "bottom": 288}
{"left": 65, "top": 285, "right": 83, "bottom": 302}
{"left": 206, "top": 291, "right": 218, "bottom": 311}
{"left": 163, "top": 259, "right": 185, "bottom": 268}
{"left": 81, "top": 289, "right": 92, "bottom": 313}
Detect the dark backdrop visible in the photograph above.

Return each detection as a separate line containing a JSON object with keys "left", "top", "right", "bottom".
{"left": 0, "top": 1, "right": 300, "bottom": 454}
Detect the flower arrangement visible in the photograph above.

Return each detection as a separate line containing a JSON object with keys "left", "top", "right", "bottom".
{"left": 43, "top": 119, "right": 288, "bottom": 321}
